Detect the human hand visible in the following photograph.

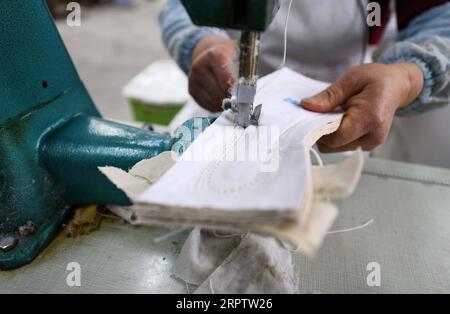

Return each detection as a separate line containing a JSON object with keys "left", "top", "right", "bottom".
{"left": 302, "top": 63, "right": 424, "bottom": 152}
{"left": 188, "top": 36, "right": 237, "bottom": 112}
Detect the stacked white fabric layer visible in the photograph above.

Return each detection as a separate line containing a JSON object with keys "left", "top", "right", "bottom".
{"left": 101, "top": 68, "right": 363, "bottom": 255}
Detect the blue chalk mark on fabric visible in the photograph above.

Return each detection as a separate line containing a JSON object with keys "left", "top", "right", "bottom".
{"left": 283, "top": 97, "right": 301, "bottom": 107}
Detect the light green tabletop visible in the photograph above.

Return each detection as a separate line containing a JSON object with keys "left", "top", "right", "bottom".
{"left": 1, "top": 158, "right": 450, "bottom": 294}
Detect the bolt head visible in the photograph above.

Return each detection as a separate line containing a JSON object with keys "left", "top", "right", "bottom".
{"left": 0, "top": 236, "right": 18, "bottom": 252}
{"left": 19, "top": 221, "right": 36, "bottom": 236}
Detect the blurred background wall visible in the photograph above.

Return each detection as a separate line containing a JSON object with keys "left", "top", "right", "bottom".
{"left": 49, "top": 0, "right": 169, "bottom": 121}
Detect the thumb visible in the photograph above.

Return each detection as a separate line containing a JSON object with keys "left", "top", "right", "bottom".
{"left": 302, "top": 78, "right": 356, "bottom": 113}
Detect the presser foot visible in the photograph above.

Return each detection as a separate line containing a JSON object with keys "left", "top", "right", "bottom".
{"left": 222, "top": 99, "right": 262, "bottom": 128}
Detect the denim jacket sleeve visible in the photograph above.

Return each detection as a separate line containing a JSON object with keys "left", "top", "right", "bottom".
{"left": 377, "top": 3, "right": 450, "bottom": 116}
{"left": 158, "top": 0, "right": 230, "bottom": 74}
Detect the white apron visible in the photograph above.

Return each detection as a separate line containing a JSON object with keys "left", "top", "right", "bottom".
{"left": 258, "top": 0, "right": 367, "bottom": 82}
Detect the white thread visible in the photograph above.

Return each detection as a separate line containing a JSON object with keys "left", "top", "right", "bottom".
{"left": 185, "top": 281, "right": 190, "bottom": 294}
{"left": 309, "top": 146, "right": 332, "bottom": 201}
{"left": 212, "top": 230, "right": 243, "bottom": 238}
{"left": 280, "top": 218, "right": 374, "bottom": 250}
{"left": 153, "top": 227, "right": 189, "bottom": 243}
{"left": 280, "top": 0, "right": 294, "bottom": 68}
{"left": 282, "top": 219, "right": 375, "bottom": 252}
{"left": 328, "top": 219, "right": 374, "bottom": 234}
{"left": 209, "top": 279, "right": 215, "bottom": 294}
{"left": 309, "top": 147, "right": 324, "bottom": 167}
{"left": 257, "top": 0, "right": 294, "bottom": 93}
{"left": 278, "top": 239, "right": 300, "bottom": 252}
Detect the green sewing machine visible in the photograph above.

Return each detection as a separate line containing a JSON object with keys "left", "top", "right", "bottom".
{"left": 0, "top": 0, "right": 278, "bottom": 270}
{"left": 0, "top": 0, "right": 178, "bottom": 270}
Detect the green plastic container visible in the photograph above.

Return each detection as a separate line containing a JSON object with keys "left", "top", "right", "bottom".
{"left": 130, "top": 99, "right": 183, "bottom": 125}
{"left": 123, "top": 60, "right": 189, "bottom": 126}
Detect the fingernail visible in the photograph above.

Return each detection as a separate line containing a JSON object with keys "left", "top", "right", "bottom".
{"left": 302, "top": 96, "right": 317, "bottom": 104}
{"left": 302, "top": 98, "right": 321, "bottom": 108}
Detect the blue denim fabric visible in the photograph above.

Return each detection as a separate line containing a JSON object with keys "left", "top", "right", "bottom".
{"left": 378, "top": 2, "right": 450, "bottom": 115}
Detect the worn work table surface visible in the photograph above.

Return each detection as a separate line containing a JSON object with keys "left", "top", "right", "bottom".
{"left": 1, "top": 158, "right": 450, "bottom": 293}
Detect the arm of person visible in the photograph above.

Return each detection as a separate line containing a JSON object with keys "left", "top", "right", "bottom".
{"left": 378, "top": 2, "right": 450, "bottom": 115}
{"left": 158, "top": 0, "right": 230, "bottom": 74}
{"left": 302, "top": 3, "right": 450, "bottom": 153}
{"left": 159, "top": 0, "right": 236, "bottom": 111}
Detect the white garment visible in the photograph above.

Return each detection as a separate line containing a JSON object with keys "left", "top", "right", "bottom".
{"left": 257, "top": 0, "right": 367, "bottom": 82}
{"left": 172, "top": 229, "right": 299, "bottom": 294}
